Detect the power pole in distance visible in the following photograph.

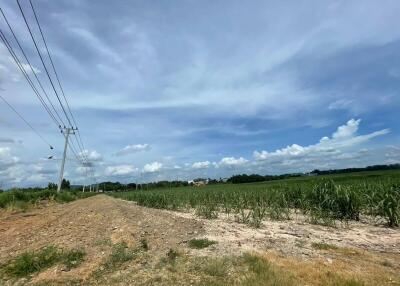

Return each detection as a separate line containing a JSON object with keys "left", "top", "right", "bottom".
{"left": 57, "top": 127, "right": 76, "bottom": 192}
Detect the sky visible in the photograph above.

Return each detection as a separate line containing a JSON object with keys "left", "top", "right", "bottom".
{"left": 0, "top": 0, "right": 400, "bottom": 188}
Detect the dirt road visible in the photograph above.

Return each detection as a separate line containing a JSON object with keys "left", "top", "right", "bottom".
{"left": 0, "top": 195, "right": 204, "bottom": 284}
{"left": 0, "top": 195, "right": 399, "bottom": 285}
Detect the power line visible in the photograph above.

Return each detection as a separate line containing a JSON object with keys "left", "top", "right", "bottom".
{"left": 2, "top": 2, "right": 94, "bottom": 187}
{"left": 16, "top": 0, "right": 73, "bottom": 128}
{"left": 27, "top": 0, "right": 90, "bottom": 167}
{"left": 0, "top": 29, "right": 61, "bottom": 128}
{"left": 0, "top": 7, "right": 66, "bottom": 127}
{"left": 28, "top": 0, "right": 77, "bottom": 128}
{"left": 0, "top": 94, "right": 53, "bottom": 149}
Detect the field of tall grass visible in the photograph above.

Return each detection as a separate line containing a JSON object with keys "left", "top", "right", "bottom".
{"left": 0, "top": 188, "right": 96, "bottom": 211}
{"left": 110, "top": 170, "right": 400, "bottom": 227}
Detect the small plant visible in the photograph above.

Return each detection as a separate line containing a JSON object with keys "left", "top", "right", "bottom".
{"left": 62, "top": 248, "right": 85, "bottom": 270}
{"left": 202, "top": 258, "right": 229, "bottom": 277}
{"left": 249, "top": 204, "right": 267, "bottom": 228}
{"left": 378, "top": 186, "right": 399, "bottom": 227}
{"left": 195, "top": 204, "right": 218, "bottom": 219}
{"left": 235, "top": 208, "right": 251, "bottom": 224}
{"left": 241, "top": 253, "right": 294, "bottom": 285}
{"left": 188, "top": 238, "right": 217, "bottom": 249}
{"left": 2, "top": 245, "right": 85, "bottom": 278}
{"left": 55, "top": 192, "right": 75, "bottom": 203}
{"left": 166, "top": 248, "right": 180, "bottom": 262}
{"left": 140, "top": 238, "right": 149, "bottom": 251}
{"left": 329, "top": 277, "right": 365, "bottom": 286}
{"left": 311, "top": 242, "right": 338, "bottom": 250}
{"left": 381, "top": 260, "right": 393, "bottom": 268}
{"left": 104, "top": 242, "right": 136, "bottom": 269}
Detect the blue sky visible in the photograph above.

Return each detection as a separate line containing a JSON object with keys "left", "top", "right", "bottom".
{"left": 0, "top": 0, "right": 399, "bottom": 188}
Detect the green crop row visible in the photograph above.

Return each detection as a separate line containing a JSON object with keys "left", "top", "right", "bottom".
{"left": 110, "top": 172, "right": 400, "bottom": 227}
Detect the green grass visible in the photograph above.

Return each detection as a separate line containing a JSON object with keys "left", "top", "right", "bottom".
{"left": 110, "top": 170, "right": 400, "bottom": 227}
{"left": 0, "top": 189, "right": 96, "bottom": 210}
{"left": 311, "top": 242, "right": 338, "bottom": 250}
{"left": 188, "top": 238, "right": 217, "bottom": 249}
{"left": 240, "top": 253, "right": 294, "bottom": 286}
{"left": 1, "top": 245, "right": 85, "bottom": 278}
{"left": 61, "top": 249, "right": 86, "bottom": 270}
{"left": 201, "top": 258, "right": 229, "bottom": 277}
{"left": 329, "top": 277, "right": 365, "bottom": 286}
{"left": 198, "top": 253, "right": 294, "bottom": 286}
{"left": 103, "top": 242, "right": 136, "bottom": 269}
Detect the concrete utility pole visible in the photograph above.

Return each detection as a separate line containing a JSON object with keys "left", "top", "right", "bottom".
{"left": 57, "top": 127, "right": 76, "bottom": 192}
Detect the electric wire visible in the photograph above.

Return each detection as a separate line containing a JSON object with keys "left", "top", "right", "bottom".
{"left": 0, "top": 29, "right": 61, "bottom": 128}
{"left": 16, "top": 0, "right": 73, "bottom": 128}
{"left": 28, "top": 0, "right": 90, "bottom": 167}
{"left": 2, "top": 2, "right": 94, "bottom": 186}
{"left": 0, "top": 7, "right": 66, "bottom": 127}
{"left": 0, "top": 94, "right": 53, "bottom": 149}
{"left": 28, "top": 0, "right": 78, "bottom": 129}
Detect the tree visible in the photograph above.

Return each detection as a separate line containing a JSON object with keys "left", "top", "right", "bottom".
{"left": 61, "top": 179, "right": 70, "bottom": 190}
{"left": 48, "top": 182, "right": 57, "bottom": 190}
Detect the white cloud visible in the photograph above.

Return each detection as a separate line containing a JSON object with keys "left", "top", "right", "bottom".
{"left": 0, "top": 147, "right": 10, "bottom": 157}
{"left": 253, "top": 119, "right": 389, "bottom": 166}
{"left": 0, "top": 147, "right": 19, "bottom": 169}
{"left": 76, "top": 166, "right": 89, "bottom": 175}
{"left": 78, "top": 150, "right": 103, "bottom": 161}
{"left": 332, "top": 118, "right": 360, "bottom": 139}
{"left": 143, "top": 161, "right": 162, "bottom": 173}
{"left": 191, "top": 161, "right": 210, "bottom": 169}
{"left": 115, "top": 144, "right": 150, "bottom": 156}
{"left": 216, "top": 157, "right": 248, "bottom": 168}
{"left": 105, "top": 164, "right": 138, "bottom": 176}
{"left": 20, "top": 63, "right": 41, "bottom": 74}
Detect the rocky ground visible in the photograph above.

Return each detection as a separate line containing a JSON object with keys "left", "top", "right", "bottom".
{"left": 0, "top": 195, "right": 399, "bottom": 285}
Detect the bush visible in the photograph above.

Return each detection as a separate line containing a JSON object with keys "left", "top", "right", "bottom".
{"left": 188, "top": 238, "right": 217, "bottom": 249}
{"left": 2, "top": 246, "right": 85, "bottom": 278}
{"left": 0, "top": 189, "right": 96, "bottom": 210}
{"left": 104, "top": 242, "right": 136, "bottom": 269}
{"left": 311, "top": 242, "right": 338, "bottom": 250}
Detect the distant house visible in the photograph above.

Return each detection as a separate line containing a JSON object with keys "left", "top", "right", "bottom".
{"left": 193, "top": 181, "right": 206, "bottom": 187}
{"left": 188, "top": 179, "right": 208, "bottom": 187}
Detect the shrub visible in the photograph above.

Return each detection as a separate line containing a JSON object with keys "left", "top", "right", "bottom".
{"left": 2, "top": 246, "right": 85, "bottom": 278}
{"left": 188, "top": 238, "right": 217, "bottom": 249}
{"left": 311, "top": 242, "right": 338, "bottom": 250}
{"left": 104, "top": 242, "right": 136, "bottom": 269}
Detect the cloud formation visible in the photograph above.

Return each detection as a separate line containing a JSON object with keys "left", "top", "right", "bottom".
{"left": 105, "top": 165, "right": 138, "bottom": 176}
{"left": 143, "top": 162, "right": 162, "bottom": 173}
{"left": 191, "top": 161, "right": 211, "bottom": 169}
{"left": 115, "top": 144, "right": 150, "bottom": 156}
{"left": 215, "top": 157, "right": 248, "bottom": 168}
{"left": 253, "top": 119, "right": 389, "bottom": 171}
{"left": 0, "top": 0, "right": 399, "bottom": 187}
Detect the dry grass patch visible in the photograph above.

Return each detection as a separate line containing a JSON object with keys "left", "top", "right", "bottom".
{"left": 263, "top": 248, "right": 400, "bottom": 286}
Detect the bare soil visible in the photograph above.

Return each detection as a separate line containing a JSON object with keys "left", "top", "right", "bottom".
{"left": 0, "top": 195, "right": 399, "bottom": 285}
